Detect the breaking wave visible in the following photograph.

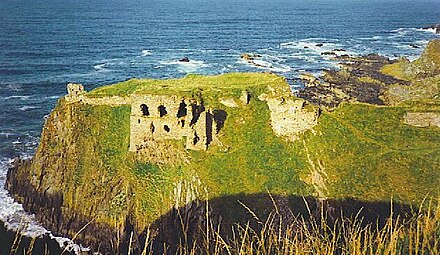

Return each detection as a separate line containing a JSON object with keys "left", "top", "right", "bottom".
{"left": 141, "top": 49, "right": 153, "bottom": 56}
{"left": 0, "top": 159, "right": 90, "bottom": 254}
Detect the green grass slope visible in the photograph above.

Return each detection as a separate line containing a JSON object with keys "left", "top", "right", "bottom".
{"left": 21, "top": 71, "right": 439, "bottom": 232}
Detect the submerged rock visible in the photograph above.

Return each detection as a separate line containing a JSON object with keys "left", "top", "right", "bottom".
{"left": 179, "top": 56, "right": 190, "bottom": 62}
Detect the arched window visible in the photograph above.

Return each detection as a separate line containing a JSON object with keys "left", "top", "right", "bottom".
{"left": 158, "top": 105, "right": 168, "bottom": 117}
{"left": 140, "top": 104, "right": 150, "bottom": 116}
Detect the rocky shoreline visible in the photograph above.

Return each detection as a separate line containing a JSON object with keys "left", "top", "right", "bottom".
{"left": 6, "top": 159, "right": 125, "bottom": 254}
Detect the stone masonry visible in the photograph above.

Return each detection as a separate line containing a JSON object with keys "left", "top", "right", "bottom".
{"left": 66, "top": 84, "right": 223, "bottom": 152}
{"left": 129, "top": 95, "right": 219, "bottom": 151}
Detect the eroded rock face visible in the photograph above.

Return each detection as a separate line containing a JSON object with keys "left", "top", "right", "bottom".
{"left": 403, "top": 112, "right": 440, "bottom": 128}
{"left": 405, "top": 39, "right": 440, "bottom": 78}
{"left": 261, "top": 95, "right": 319, "bottom": 141}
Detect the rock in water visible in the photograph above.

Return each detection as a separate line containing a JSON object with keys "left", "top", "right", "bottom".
{"left": 240, "top": 53, "right": 255, "bottom": 61}
{"left": 179, "top": 56, "right": 190, "bottom": 62}
{"left": 422, "top": 23, "right": 440, "bottom": 34}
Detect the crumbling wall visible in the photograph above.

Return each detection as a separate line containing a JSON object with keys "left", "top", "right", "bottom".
{"left": 260, "top": 94, "right": 319, "bottom": 141}
{"left": 65, "top": 83, "right": 85, "bottom": 102}
{"left": 403, "top": 112, "right": 440, "bottom": 127}
{"left": 129, "top": 95, "right": 219, "bottom": 152}
{"left": 63, "top": 84, "right": 225, "bottom": 155}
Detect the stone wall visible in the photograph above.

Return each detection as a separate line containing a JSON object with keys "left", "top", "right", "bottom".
{"left": 129, "top": 95, "right": 218, "bottom": 152}
{"left": 260, "top": 94, "right": 319, "bottom": 141}
{"left": 65, "top": 84, "right": 222, "bottom": 154}
{"left": 64, "top": 83, "right": 318, "bottom": 155}
{"left": 404, "top": 112, "right": 440, "bottom": 127}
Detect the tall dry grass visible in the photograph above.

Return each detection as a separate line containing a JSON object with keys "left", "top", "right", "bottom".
{"left": 137, "top": 198, "right": 440, "bottom": 255}
{"left": 10, "top": 198, "right": 440, "bottom": 254}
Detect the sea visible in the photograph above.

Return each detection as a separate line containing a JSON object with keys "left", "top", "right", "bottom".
{"left": 0, "top": 0, "right": 439, "bottom": 253}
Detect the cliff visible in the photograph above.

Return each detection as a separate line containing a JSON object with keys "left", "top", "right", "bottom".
{"left": 7, "top": 44, "right": 440, "bottom": 253}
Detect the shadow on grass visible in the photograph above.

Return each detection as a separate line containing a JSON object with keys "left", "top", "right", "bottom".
{"left": 125, "top": 193, "right": 414, "bottom": 255}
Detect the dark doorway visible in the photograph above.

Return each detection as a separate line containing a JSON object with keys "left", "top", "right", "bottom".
{"left": 177, "top": 101, "right": 187, "bottom": 118}
{"left": 158, "top": 105, "right": 168, "bottom": 117}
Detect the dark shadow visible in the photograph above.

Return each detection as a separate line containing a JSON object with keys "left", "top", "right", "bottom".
{"left": 140, "top": 104, "right": 150, "bottom": 116}
{"left": 142, "top": 194, "right": 414, "bottom": 255}
{"left": 177, "top": 101, "right": 187, "bottom": 118}
{"left": 158, "top": 105, "right": 167, "bottom": 117}
{"left": 190, "top": 103, "right": 205, "bottom": 126}
{"left": 192, "top": 131, "right": 200, "bottom": 145}
{"left": 213, "top": 110, "right": 227, "bottom": 134}
{"left": 205, "top": 111, "right": 213, "bottom": 146}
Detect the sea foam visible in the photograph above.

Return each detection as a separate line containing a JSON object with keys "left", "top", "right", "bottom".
{"left": 141, "top": 49, "right": 153, "bottom": 56}
{"left": 0, "top": 160, "right": 90, "bottom": 254}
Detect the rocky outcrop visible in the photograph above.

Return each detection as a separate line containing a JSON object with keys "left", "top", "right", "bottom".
{"left": 422, "top": 23, "right": 440, "bottom": 34}
{"left": 405, "top": 39, "right": 440, "bottom": 78}
{"left": 297, "top": 53, "right": 410, "bottom": 109}
{"left": 240, "top": 53, "right": 261, "bottom": 61}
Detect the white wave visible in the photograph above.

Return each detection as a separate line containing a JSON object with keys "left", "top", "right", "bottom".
{"left": 372, "top": 36, "right": 383, "bottom": 40}
{"left": 415, "top": 40, "right": 430, "bottom": 45}
{"left": 49, "top": 234, "right": 91, "bottom": 254}
{"left": 416, "top": 28, "right": 438, "bottom": 34}
{"left": 1, "top": 95, "right": 32, "bottom": 100}
{"left": 0, "top": 160, "right": 90, "bottom": 254}
{"left": 0, "top": 132, "right": 16, "bottom": 138}
{"left": 141, "top": 49, "right": 152, "bottom": 56}
{"left": 280, "top": 40, "right": 352, "bottom": 57}
{"left": 0, "top": 160, "right": 48, "bottom": 238}
{"left": 238, "top": 58, "right": 292, "bottom": 73}
{"left": 18, "top": 105, "right": 37, "bottom": 111}
{"left": 390, "top": 27, "right": 439, "bottom": 36}
{"left": 93, "top": 63, "right": 107, "bottom": 71}
{"left": 407, "top": 55, "right": 420, "bottom": 61}
{"left": 390, "top": 28, "right": 406, "bottom": 33}
{"left": 44, "top": 95, "right": 60, "bottom": 100}
{"left": 159, "top": 59, "right": 209, "bottom": 73}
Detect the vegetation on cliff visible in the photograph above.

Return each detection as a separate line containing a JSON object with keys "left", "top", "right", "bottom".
{"left": 7, "top": 41, "right": 440, "bottom": 253}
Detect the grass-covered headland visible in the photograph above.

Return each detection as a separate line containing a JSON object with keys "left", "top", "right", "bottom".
{"left": 6, "top": 41, "right": 440, "bottom": 254}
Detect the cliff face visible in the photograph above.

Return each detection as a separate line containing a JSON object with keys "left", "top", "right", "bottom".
{"left": 7, "top": 63, "right": 440, "bottom": 253}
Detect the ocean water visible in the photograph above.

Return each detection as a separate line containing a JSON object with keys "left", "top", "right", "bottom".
{"left": 0, "top": 0, "right": 439, "bottom": 252}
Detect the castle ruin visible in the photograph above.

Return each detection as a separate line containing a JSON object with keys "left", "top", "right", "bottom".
{"left": 66, "top": 84, "right": 228, "bottom": 152}
{"left": 130, "top": 95, "right": 225, "bottom": 151}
